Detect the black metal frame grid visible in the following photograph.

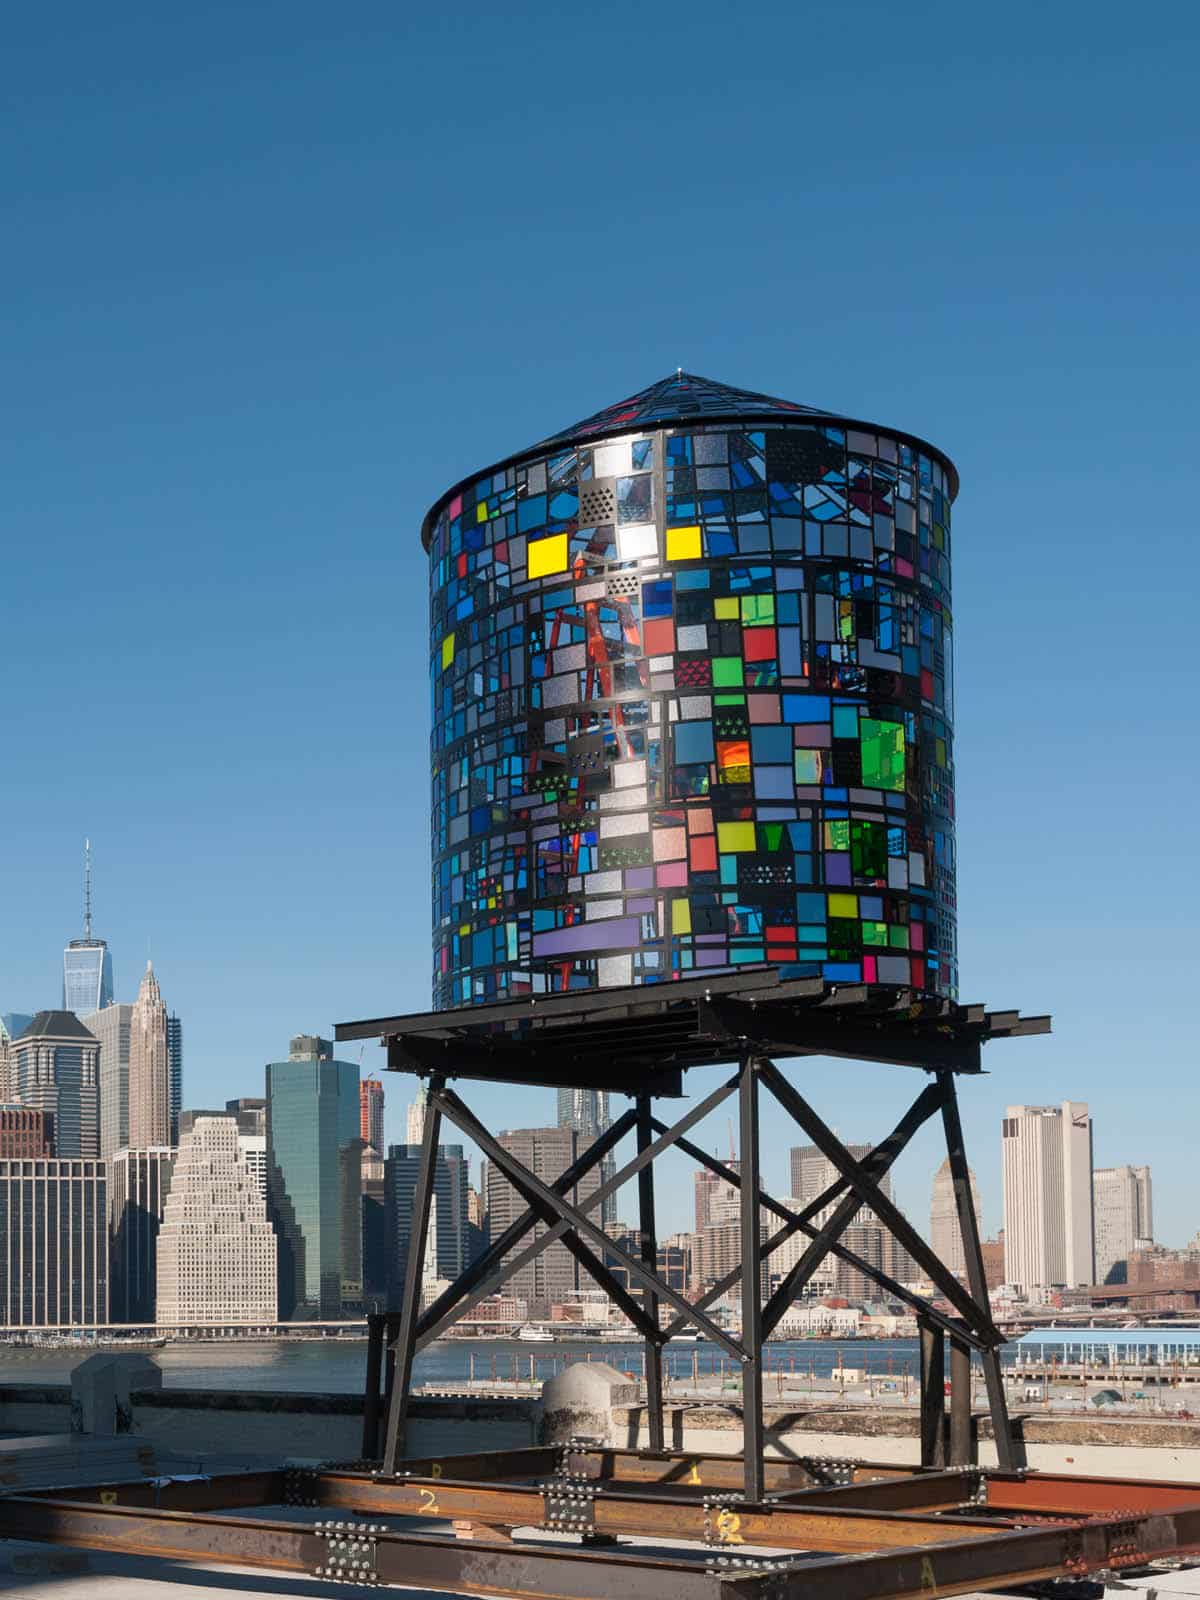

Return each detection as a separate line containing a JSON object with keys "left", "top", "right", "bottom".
{"left": 337, "top": 967, "right": 1049, "bottom": 1091}
{"left": 336, "top": 975, "right": 1049, "bottom": 1494}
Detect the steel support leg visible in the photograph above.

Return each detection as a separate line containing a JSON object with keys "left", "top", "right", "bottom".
{"left": 362, "top": 1313, "right": 385, "bottom": 1458}
{"left": 949, "top": 1335, "right": 972, "bottom": 1466}
{"left": 636, "top": 1097, "right": 665, "bottom": 1452}
{"left": 919, "top": 1320, "right": 945, "bottom": 1468}
{"left": 381, "top": 1075, "right": 443, "bottom": 1475}
{"left": 739, "top": 1054, "right": 765, "bottom": 1501}
{"left": 940, "top": 1072, "right": 1022, "bottom": 1470}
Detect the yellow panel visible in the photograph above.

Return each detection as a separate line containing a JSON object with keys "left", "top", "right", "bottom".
{"left": 828, "top": 893, "right": 858, "bottom": 918}
{"left": 666, "top": 524, "right": 701, "bottom": 561}
{"left": 476, "top": 502, "right": 488, "bottom": 522}
{"left": 671, "top": 899, "right": 692, "bottom": 935}
{"left": 441, "top": 633, "right": 455, "bottom": 670}
{"left": 714, "top": 597, "right": 738, "bottom": 620}
{"left": 717, "top": 821, "right": 756, "bottom": 853}
{"left": 528, "top": 532, "right": 569, "bottom": 579}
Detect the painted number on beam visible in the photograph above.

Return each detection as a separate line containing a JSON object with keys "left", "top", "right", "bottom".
{"left": 715, "top": 1509, "right": 744, "bottom": 1545}
{"left": 419, "top": 1488, "right": 440, "bottom": 1516}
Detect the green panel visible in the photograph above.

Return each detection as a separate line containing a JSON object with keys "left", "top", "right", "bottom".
{"left": 860, "top": 717, "right": 906, "bottom": 791}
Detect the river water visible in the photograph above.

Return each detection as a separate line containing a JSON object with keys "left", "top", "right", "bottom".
{"left": 0, "top": 1336, "right": 931, "bottom": 1393}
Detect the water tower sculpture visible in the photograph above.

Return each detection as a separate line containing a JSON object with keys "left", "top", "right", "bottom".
{"left": 340, "top": 373, "right": 1048, "bottom": 1492}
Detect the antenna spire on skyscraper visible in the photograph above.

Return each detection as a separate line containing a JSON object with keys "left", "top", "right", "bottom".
{"left": 83, "top": 838, "right": 93, "bottom": 940}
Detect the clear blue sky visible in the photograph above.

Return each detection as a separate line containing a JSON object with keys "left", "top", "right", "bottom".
{"left": 3, "top": 2, "right": 1197, "bottom": 1244}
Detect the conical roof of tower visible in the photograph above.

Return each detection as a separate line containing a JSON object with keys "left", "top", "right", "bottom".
{"left": 421, "top": 370, "right": 957, "bottom": 546}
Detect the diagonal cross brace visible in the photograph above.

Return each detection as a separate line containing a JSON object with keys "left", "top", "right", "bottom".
{"left": 469, "top": 1137, "right": 663, "bottom": 1344}
{"left": 431, "top": 1084, "right": 746, "bottom": 1359}
{"left": 758, "top": 1058, "right": 1003, "bottom": 1345}
{"left": 760, "top": 1079, "right": 946, "bottom": 1338}
{"left": 670, "top": 1122, "right": 988, "bottom": 1353}
{"left": 418, "top": 1075, "right": 741, "bottom": 1347}
{"left": 415, "top": 1107, "right": 637, "bottom": 1345}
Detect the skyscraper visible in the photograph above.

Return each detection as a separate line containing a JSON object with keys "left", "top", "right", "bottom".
{"left": 108, "top": 1146, "right": 175, "bottom": 1323}
{"left": 167, "top": 1015, "right": 183, "bottom": 1144}
{"left": 266, "top": 1035, "right": 362, "bottom": 1320}
{"left": 87, "top": 1002, "right": 133, "bottom": 1158}
{"left": 406, "top": 1087, "right": 427, "bottom": 1146}
{"left": 483, "top": 1127, "right": 603, "bottom": 1315}
{"left": 360, "top": 1077, "right": 384, "bottom": 1154}
{"left": 156, "top": 1116, "right": 276, "bottom": 1328}
{"left": 0, "top": 1157, "right": 107, "bottom": 1325}
{"left": 1093, "top": 1165, "right": 1153, "bottom": 1285}
{"left": 556, "top": 1088, "right": 611, "bottom": 1140}
{"left": 557, "top": 1088, "right": 615, "bottom": 1224}
{"left": 63, "top": 841, "right": 114, "bottom": 1017}
{"left": 384, "top": 1142, "right": 469, "bottom": 1296}
{"left": 1002, "top": 1103, "right": 1094, "bottom": 1293}
{"left": 12, "top": 1012, "right": 100, "bottom": 1157}
{"left": 930, "top": 1157, "right": 983, "bottom": 1279}
{"left": 128, "top": 963, "right": 170, "bottom": 1148}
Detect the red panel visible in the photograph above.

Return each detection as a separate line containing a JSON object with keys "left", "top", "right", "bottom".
{"left": 744, "top": 627, "right": 778, "bottom": 662}
{"left": 643, "top": 618, "right": 675, "bottom": 656}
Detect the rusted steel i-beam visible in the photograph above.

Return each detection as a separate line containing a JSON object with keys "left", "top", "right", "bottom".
{"left": 5, "top": 1484, "right": 1200, "bottom": 1600}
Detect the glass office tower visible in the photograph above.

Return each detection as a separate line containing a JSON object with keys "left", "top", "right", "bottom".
{"left": 63, "top": 940, "right": 114, "bottom": 1017}
{"left": 426, "top": 372, "right": 958, "bottom": 1007}
{"left": 265, "top": 1035, "right": 362, "bottom": 1319}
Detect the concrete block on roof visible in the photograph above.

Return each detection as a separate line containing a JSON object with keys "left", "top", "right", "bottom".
{"left": 539, "top": 1361, "right": 640, "bottom": 1446}
{"left": 70, "top": 1353, "right": 162, "bottom": 1435}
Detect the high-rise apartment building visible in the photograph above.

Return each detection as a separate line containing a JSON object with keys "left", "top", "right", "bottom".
{"left": 63, "top": 842, "right": 114, "bottom": 1018}
{"left": 156, "top": 1116, "right": 277, "bottom": 1328}
{"left": 12, "top": 1012, "right": 99, "bottom": 1157}
{"left": 0, "top": 1157, "right": 107, "bottom": 1325}
{"left": 266, "top": 1035, "right": 362, "bottom": 1320}
{"left": 384, "top": 1142, "right": 470, "bottom": 1296}
{"left": 128, "top": 963, "right": 170, "bottom": 1148}
{"left": 0, "top": 1106, "right": 53, "bottom": 1158}
{"left": 1093, "top": 1165, "right": 1153, "bottom": 1285}
{"left": 87, "top": 1003, "right": 133, "bottom": 1158}
{"left": 789, "top": 1142, "right": 915, "bottom": 1299}
{"left": 1002, "top": 1103, "right": 1094, "bottom": 1293}
{"left": 483, "top": 1127, "right": 602, "bottom": 1315}
{"left": 108, "top": 1146, "right": 175, "bottom": 1323}
{"left": 695, "top": 1161, "right": 740, "bottom": 1233}
{"left": 167, "top": 1015, "right": 183, "bottom": 1144}
{"left": 930, "top": 1157, "right": 983, "bottom": 1279}
{"left": 360, "top": 1077, "right": 384, "bottom": 1154}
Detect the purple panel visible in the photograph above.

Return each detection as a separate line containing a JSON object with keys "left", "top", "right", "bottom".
{"left": 532, "top": 918, "right": 641, "bottom": 956}
{"left": 824, "top": 854, "right": 852, "bottom": 885}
